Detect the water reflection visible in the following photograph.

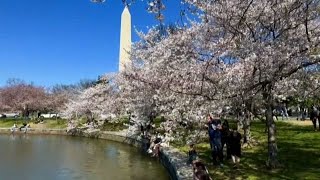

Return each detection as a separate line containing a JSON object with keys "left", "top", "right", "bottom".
{"left": 0, "top": 134, "right": 170, "bottom": 180}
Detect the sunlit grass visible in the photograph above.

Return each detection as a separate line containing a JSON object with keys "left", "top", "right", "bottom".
{"left": 0, "top": 118, "right": 67, "bottom": 129}
{"left": 100, "top": 121, "right": 127, "bottom": 131}
{"left": 0, "top": 119, "right": 27, "bottom": 128}
{"left": 174, "top": 120, "right": 320, "bottom": 179}
{"left": 44, "top": 119, "right": 68, "bottom": 129}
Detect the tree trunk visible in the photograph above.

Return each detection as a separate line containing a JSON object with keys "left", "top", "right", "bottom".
{"left": 243, "top": 110, "right": 251, "bottom": 144}
{"left": 266, "top": 102, "right": 279, "bottom": 168}
{"left": 237, "top": 112, "right": 244, "bottom": 131}
{"left": 263, "top": 84, "right": 279, "bottom": 169}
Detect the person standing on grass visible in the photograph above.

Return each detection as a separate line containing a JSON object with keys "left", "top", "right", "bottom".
{"left": 296, "top": 106, "right": 301, "bottom": 120}
{"left": 208, "top": 117, "right": 223, "bottom": 167}
{"left": 310, "top": 106, "right": 319, "bottom": 131}
{"left": 207, "top": 114, "right": 214, "bottom": 149}
{"left": 229, "top": 126, "right": 242, "bottom": 168}
{"left": 316, "top": 107, "right": 320, "bottom": 131}
{"left": 221, "top": 119, "right": 231, "bottom": 160}
{"left": 282, "top": 103, "right": 289, "bottom": 120}
{"left": 140, "top": 123, "right": 145, "bottom": 136}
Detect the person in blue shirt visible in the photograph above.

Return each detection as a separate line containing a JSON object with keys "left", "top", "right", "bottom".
{"left": 207, "top": 115, "right": 223, "bottom": 166}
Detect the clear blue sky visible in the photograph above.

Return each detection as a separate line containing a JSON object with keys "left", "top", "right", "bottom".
{"left": 0, "top": 0, "right": 183, "bottom": 87}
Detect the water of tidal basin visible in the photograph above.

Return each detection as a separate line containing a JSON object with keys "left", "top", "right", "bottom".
{"left": 0, "top": 134, "right": 170, "bottom": 180}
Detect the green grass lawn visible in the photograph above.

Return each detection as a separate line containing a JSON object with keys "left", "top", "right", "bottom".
{"left": 176, "top": 120, "right": 320, "bottom": 180}
{"left": 0, "top": 119, "right": 27, "bottom": 128}
{"left": 0, "top": 118, "right": 67, "bottom": 129}
{"left": 100, "top": 121, "right": 127, "bottom": 131}
{"left": 44, "top": 119, "right": 68, "bottom": 129}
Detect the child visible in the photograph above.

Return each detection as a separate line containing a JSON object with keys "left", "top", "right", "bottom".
{"left": 194, "top": 171, "right": 211, "bottom": 180}
{"left": 152, "top": 143, "right": 161, "bottom": 157}
{"left": 229, "top": 126, "right": 242, "bottom": 168}
{"left": 192, "top": 160, "right": 211, "bottom": 180}
{"left": 187, "top": 143, "right": 198, "bottom": 164}
{"left": 151, "top": 135, "right": 162, "bottom": 157}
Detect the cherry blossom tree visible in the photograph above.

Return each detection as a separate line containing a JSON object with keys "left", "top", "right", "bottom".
{"left": 70, "top": 0, "right": 320, "bottom": 169}
{"left": 62, "top": 74, "right": 125, "bottom": 125}
{"left": 127, "top": 0, "right": 320, "bottom": 168}
{"left": 0, "top": 82, "right": 48, "bottom": 114}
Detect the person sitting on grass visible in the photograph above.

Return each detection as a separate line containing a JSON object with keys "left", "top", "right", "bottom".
{"left": 151, "top": 135, "right": 162, "bottom": 158}
{"left": 153, "top": 142, "right": 161, "bottom": 158}
{"left": 187, "top": 143, "right": 198, "bottom": 165}
{"left": 11, "top": 123, "right": 17, "bottom": 132}
{"left": 229, "top": 126, "right": 242, "bottom": 168}
{"left": 192, "top": 160, "right": 212, "bottom": 180}
{"left": 19, "top": 123, "right": 30, "bottom": 133}
{"left": 195, "top": 171, "right": 211, "bottom": 180}
{"left": 19, "top": 122, "right": 28, "bottom": 131}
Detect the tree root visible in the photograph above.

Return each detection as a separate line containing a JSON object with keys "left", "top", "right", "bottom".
{"left": 242, "top": 138, "right": 260, "bottom": 149}
{"left": 266, "top": 158, "right": 283, "bottom": 169}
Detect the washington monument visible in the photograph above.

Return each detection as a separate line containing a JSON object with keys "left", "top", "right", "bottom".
{"left": 119, "top": 5, "right": 132, "bottom": 72}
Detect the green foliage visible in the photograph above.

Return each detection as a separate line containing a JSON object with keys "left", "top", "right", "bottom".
{"left": 79, "top": 117, "right": 87, "bottom": 125}
{"left": 100, "top": 121, "right": 127, "bottom": 131}
{"left": 100, "top": 116, "right": 129, "bottom": 131}
{"left": 0, "top": 119, "right": 27, "bottom": 128}
{"left": 119, "top": 116, "right": 129, "bottom": 124}
{"left": 153, "top": 116, "right": 165, "bottom": 128}
{"left": 45, "top": 119, "right": 68, "bottom": 129}
{"left": 286, "top": 95, "right": 320, "bottom": 109}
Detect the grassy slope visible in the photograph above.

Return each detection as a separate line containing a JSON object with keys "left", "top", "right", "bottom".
{"left": 176, "top": 120, "right": 320, "bottom": 180}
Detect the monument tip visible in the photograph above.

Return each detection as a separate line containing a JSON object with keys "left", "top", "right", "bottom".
{"left": 90, "top": 0, "right": 106, "bottom": 3}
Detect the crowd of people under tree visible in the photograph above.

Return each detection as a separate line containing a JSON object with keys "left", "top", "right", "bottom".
{"left": 142, "top": 105, "right": 320, "bottom": 180}
{"left": 141, "top": 113, "right": 242, "bottom": 180}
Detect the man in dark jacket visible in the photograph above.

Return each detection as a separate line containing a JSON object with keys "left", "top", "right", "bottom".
{"left": 221, "top": 120, "right": 231, "bottom": 160}
{"left": 208, "top": 116, "right": 223, "bottom": 166}
{"left": 310, "top": 106, "right": 319, "bottom": 131}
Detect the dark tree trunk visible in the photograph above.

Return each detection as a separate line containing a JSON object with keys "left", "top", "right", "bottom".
{"left": 263, "top": 84, "right": 279, "bottom": 169}
{"left": 243, "top": 110, "right": 251, "bottom": 144}
{"left": 241, "top": 98, "right": 254, "bottom": 147}
{"left": 237, "top": 112, "right": 244, "bottom": 131}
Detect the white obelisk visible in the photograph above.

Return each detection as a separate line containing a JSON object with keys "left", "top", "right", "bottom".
{"left": 119, "top": 5, "right": 132, "bottom": 72}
